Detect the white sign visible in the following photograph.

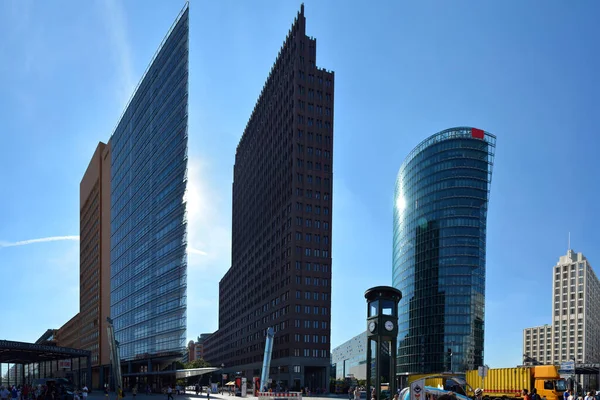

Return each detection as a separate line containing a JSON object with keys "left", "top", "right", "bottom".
{"left": 410, "top": 379, "right": 425, "bottom": 400}
{"left": 241, "top": 378, "right": 247, "bottom": 397}
{"left": 58, "top": 360, "right": 71, "bottom": 369}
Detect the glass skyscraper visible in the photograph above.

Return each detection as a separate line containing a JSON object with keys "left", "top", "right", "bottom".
{"left": 109, "top": 5, "right": 189, "bottom": 361}
{"left": 393, "top": 127, "right": 496, "bottom": 374}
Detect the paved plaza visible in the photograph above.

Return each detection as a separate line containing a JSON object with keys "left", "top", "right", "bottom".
{"left": 84, "top": 393, "right": 341, "bottom": 400}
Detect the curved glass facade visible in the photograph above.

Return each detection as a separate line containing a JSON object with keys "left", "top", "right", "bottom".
{"left": 109, "top": 7, "right": 189, "bottom": 361}
{"left": 393, "top": 127, "right": 496, "bottom": 374}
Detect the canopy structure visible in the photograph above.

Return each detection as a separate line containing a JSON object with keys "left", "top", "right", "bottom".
{"left": 0, "top": 340, "right": 91, "bottom": 364}
{"left": 0, "top": 340, "right": 92, "bottom": 388}
{"left": 175, "top": 367, "right": 219, "bottom": 379}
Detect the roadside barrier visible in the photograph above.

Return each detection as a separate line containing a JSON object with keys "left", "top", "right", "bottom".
{"left": 257, "top": 392, "right": 303, "bottom": 400}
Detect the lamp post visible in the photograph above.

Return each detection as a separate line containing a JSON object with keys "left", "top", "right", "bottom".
{"left": 221, "top": 364, "right": 225, "bottom": 394}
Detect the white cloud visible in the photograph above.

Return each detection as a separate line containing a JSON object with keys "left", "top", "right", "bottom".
{"left": 0, "top": 235, "right": 79, "bottom": 248}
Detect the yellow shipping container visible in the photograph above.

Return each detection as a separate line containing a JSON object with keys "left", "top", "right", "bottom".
{"left": 465, "top": 366, "right": 566, "bottom": 400}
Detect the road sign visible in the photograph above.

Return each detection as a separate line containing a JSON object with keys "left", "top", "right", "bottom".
{"left": 559, "top": 361, "right": 575, "bottom": 375}
{"left": 478, "top": 366, "right": 489, "bottom": 378}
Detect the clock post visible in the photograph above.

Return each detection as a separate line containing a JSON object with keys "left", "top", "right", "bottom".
{"left": 365, "top": 286, "right": 402, "bottom": 400}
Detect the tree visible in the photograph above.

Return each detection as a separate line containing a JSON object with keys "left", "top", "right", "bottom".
{"left": 184, "top": 359, "right": 211, "bottom": 369}
{"left": 181, "top": 359, "right": 212, "bottom": 386}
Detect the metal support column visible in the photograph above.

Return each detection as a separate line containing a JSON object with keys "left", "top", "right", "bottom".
{"left": 87, "top": 355, "right": 92, "bottom": 390}
{"left": 375, "top": 340, "right": 381, "bottom": 400}
{"left": 366, "top": 339, "right": 372, "bottom": 395}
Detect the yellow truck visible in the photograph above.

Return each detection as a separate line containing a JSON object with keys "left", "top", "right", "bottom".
{"left": 465, "top": 366, "right": 567, "bottom": 400}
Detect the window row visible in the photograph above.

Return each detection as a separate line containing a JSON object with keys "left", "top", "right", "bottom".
{"left": 296, "top": 144, "right": 332, "bottom": 158}
{"left": 295, "top": 291, "right": 330, "bottom": 301}
{"left": 295, "top": 188, "right": 330, "bottom": 200}
{"left": 294, "top": 276, "right": 330, "bottom": 286}
{"left": 296, "top": 158, "right": 331, "bottom": 171}
{"left": 295, "top": 217, "right": 330, "bottom": 230}
{"left": 294, "top": 261, "right": 329, "bottom": 273}
{"left": 295, "top": 202, "right": 330, "bottom": 215}
{"left": 293, "top": 334, "right": 328, "bottom": 344}
{"left": 292, "top": 348, "right": 329, "bottom": 358}
{"left": 294, "top": 305, "right": 329, "bottom": 315}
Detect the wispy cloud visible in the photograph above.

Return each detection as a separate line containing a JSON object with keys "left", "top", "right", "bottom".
{"left": 187, "top": 246, "right": 208, "bottom": 256}
{"left": 0, "top": 236, "right": 80, "bottom": 248}
{"left": 99, "top": 0, "right": 136, "bottom": 107}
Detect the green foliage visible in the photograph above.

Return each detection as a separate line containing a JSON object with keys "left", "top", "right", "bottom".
{"left": 184, "top": 359, "right": 211, "bottom": 369}
{"left": 175, "top": 361, "right": 186, "bottom": 370}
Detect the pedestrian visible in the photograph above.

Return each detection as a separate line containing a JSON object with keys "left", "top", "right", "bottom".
{"left": 474, "top": 388, "right": 483, "bottom": 400}
{"left": 167, "top": 386, "right": 174, "bottom": 400}
{"left": 522, "top": 389, "right": 531, "bottom": 400}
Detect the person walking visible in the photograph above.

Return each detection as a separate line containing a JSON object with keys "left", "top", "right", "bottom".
{"left": 167, "top": 386, "right": 174, "bottom": 400}
{"left": 474, "top": 388, "right": 483, "bottom": 400}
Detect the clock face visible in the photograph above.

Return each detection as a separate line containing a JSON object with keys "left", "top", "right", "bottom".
{"left": 368, "top": 321, "right": 376, "bottom": 333}
{"left": 385, "top": 321, "right": 394, "bottom": 331}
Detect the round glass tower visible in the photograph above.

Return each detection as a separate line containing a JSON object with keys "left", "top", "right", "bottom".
{"left": 393, "top": 127, "right": 496, "bottom": 374}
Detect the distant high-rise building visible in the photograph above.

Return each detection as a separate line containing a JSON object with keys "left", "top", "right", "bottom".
{"left": 523, "top": 250, "right": 600, "bottom": 367}
{"left": 187, "top": 333, "right": 212, "bottom": 362}
{"left": 393, "top": 127, "right": 496, "bottom": 374}
{"left": 204, "top": 5, "right": 335, "bottom": 391}
{"left": 522, "top": 325, "right": 552, "bottom": 365}
{"left": 187, "top": 340, "right": 197, "bottom": 362}
{"left": 77, "top": 141, "right": 112, "bottom": 387}
{"left": 551, "top": 250, "right": 600, "bottom": 363}
{"left": 109, "top": 4, "right": 189, "bottom": 368}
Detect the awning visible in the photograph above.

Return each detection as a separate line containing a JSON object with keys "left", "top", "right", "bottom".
{"left": 175, "top": 367, "right": 220, "bottom": 379}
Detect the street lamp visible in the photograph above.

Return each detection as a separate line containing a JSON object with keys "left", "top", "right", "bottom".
{"left": 221, "top": 364, "right": 225, "bottom": 394}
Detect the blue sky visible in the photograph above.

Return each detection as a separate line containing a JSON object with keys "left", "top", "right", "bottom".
{"left": 1, "top": 0, "right": 599, "bottom": 368}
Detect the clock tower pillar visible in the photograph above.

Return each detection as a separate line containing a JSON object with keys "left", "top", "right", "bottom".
{"left": 365, "top": 286, "right": 402, "bottom": 400}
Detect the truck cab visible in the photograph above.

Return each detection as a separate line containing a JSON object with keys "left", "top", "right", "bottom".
{"left": 532, "top": 366, "right": 567, "bottom": 400}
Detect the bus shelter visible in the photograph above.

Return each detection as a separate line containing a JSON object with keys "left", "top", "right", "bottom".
{"left": 0, "top": 340, "right": 91, "bottom": 389}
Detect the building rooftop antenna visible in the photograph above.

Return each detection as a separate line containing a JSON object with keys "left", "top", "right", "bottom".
{"left": 568, "top": 232, "right": 571, "bottom": 251}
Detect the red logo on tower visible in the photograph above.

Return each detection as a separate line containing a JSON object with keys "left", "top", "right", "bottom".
{"left": 471, "top": 128, "right": 485, "bottom": 139}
